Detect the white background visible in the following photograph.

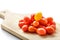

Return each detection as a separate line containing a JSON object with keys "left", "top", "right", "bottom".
{"left": 0, "top": 0, "right": 60, "bottom": 40}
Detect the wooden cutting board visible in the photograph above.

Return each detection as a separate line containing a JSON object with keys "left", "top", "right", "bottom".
{"left": 0, "top": 11, "right": 60, "bottom": 40}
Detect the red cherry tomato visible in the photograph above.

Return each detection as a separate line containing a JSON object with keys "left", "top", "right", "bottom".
{"left": 39, "top": 18, "right": 48, "bottom": 26}
{"left": 22, "top": 25, "right": 28, "bottom": 32}
{"left": 24, "top": 16, "right": 30, "bottom": 22}
{"left": 50, "top": 25, "right": 56, "bottom": 30}
{"left": 29, "top": 19, "right": 33, "bottom": 24}
{"left": 28, "top": 26, "right": 36, "bottom": 33}
{"left": 32, "top": 21, "right": 39, "bottom": 27}
{"left": 24, "top": 17, "right": 31, "bottom": 25}
{"left": 19, "top": 20, "right": 24, "bottom": 22}
{"left": 31, "top": 14, "right": 35, "bottom": 22}
{"left": 39, "top": 25, "right": 46, "bottom": 29}
{"left": 47, "top": 24, "right": 50, "bottom": 26}
{"left": 24, "top": 21, "right": 30, "bottom": 25}
{"left": 36, "top": 28, "right": 46, "bottom": 36}
{"left": 48, "top": 21, "right": 56, "bottom": 25}
{"left": 18, "top": 22, "right": 25, "bottom": 28}
{"left": 52, "top": 22, "right": 56, "bottom": 25}
{"left": 46, "top": 26, "right": 55, "bottom": 34}
{"left": 47, "top": 17, "right": 53, "bottom": 22}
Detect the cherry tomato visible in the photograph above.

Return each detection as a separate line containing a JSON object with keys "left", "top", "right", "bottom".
{"left": 24, "top": 21, "right": 30, "bottom": 25}
{"left": 18, "top": 22, "right": 25, "bottom": 28}
{"left": 47, "top": 17, "right": 53, "bottom": 22}
{"left": 36, "top": 28, "right": 46, "bottom": 36}
{"left": 34, "top": 12, "right": 42, "bottom": 21}
{"left": 28, "top": 26, "right": 36, "bottom": 33}
{"left": 29, "top": 19, "right": 33, "bottom": 24}
{"left": 32, "top": 21, "right": 39, "bottom": 27}
{"left": 18, "top": 13, "right": 56, "bottom": 36}
{"left": 24, "top": 16, "right": 30, "bottom": 22}
{"left": 31, "top": 14, "right": 35, "bottom": 22}
{"left": 46, "top": 26, "right": 55, "bottom": 34}
{"left": 39, "top": 25, "right": 46, "bottom": 29}
{"left": 24, "top": 17, "right": 31, "bottom": 25}
{"left": 39, "top": 18, "right": 48, "bottom": 26}
{"left": 52, "top": 22, "right": 56, "bottom": 25}
{"left": 22, "top": 25, "right": 28, "bottom": 32}
{"left": 48, "top": 21, "right": 56, "bottom": 25}
{"left": 50, "top": 25, "right": 56, "bottom": 30}
{"left": 19, "top": 20, "right": 24, "bottom": 22}
{"left": 47, "top": 24, "right": 50, "bottom": 26}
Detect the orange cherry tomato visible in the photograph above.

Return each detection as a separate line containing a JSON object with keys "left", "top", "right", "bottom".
{"left": 32, "top": 21, "right": 39, "bottom": 27}
{"left": 50, "top": 25, "right": 56, "bottom": 30}
{"left": 36, "top": 28, "right": 46, "bottom": 36}
{"left": 28, "top": 26, "right": 36, "bottom": 33}
{"left": 46, "top": 26, "right": 55, "bottom": 34}
{"left": 22, "top": 25, "right": 28, "bottom": 32}
{"left": 39, "top": 25, "right": 46, "bottom": 29}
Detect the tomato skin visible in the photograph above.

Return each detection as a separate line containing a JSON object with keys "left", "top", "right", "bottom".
{"left": 39, "top": 18, "right": 48, "bottom": 26}
{"left": 24, "top": 21, "right": 29, "bottom": 25}
{"left": 32, "top": 21, "right": 39, "bottom": 27}
{"left": 50, "top": 25, "right": 56, "bottom": 30}
{"left": 36, "top": 28, "right": 46, "bottom": 36}
{"left": 24, "top": 17, "right": 31, "bottom": 25}
{"left": 28, "top": 26, "right": 36, "bottom": 33}
{"left": 18, "top": 13, "right": 56, "bottom": 36}
{"left": 39, "top": 25, "right": 46, "bottom": 29}
{"left": 18, "top": 22, "right": 25, "bottom": 28}
{"left": 52, "top": 22, "right": 56, "bottom": 25}
{"left": 48, "top": 21, "right": 56, "bottom": 25}
{"left": 47, "top": 17, "right": 53, "bottom": 22}
{"left": 19, "top": 20, "right": 24, "bottom": 22}
{"left": 31, "top": 14, "right": 35, "bottom": 22}
{"left": 22, "top": 25, "right": 28, "bottom": 32}
{"left": 24, "top": 17, "right": 30, "bottom": 22}
{"left": 46, "top": 26, "right": 55, "bottom": 34}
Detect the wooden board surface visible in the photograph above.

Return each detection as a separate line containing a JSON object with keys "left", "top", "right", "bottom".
{"left": 0, "top": 12, "right": 60, "bottom": 40}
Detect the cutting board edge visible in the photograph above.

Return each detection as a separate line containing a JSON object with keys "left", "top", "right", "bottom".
{"left": 1, "top": 24, "right": 28, "bottom": 40}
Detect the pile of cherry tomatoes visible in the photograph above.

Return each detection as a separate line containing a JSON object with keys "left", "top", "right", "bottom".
{"left": 18, "top": 12, "right": 56, "bottom": 36}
